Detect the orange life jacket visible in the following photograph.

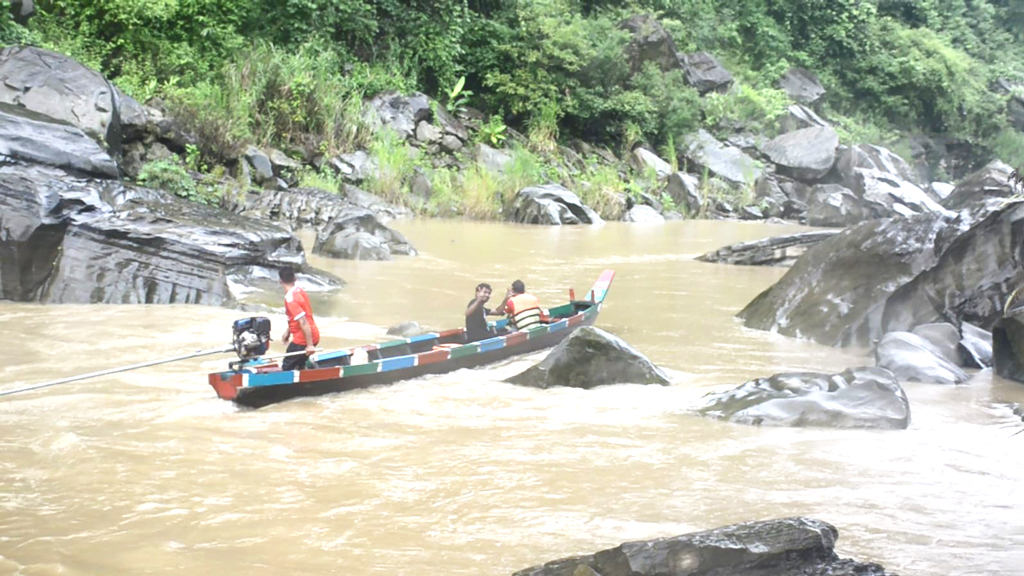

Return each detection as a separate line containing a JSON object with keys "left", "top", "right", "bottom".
{"left": 506, "top": 293, "right": 542, "bottom": 330}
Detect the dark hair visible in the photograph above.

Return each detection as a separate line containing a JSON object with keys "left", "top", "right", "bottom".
{"left": 476, "top": 283, "right": 492, "bottom": 292}
{"left": 512, "top": 279, "right": 525, "bottom": 294}
{"left": 278, "top": 267, "right": 297, "bottom": 284}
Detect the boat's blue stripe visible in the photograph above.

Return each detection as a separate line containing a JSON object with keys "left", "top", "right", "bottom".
{"left": 408, "top": 332, "right": 439, "bottom": 344}
{"left": 548, "top": 319, "right": 568, "bottom": 332}
{"left": 316, "top": 350, "right": 351, "bottom": 361}
{"left": 381, "top": 355, "right": 416, "bottom": 371}
{"left": 478, "top": 337, "right": 506, "bottom": 352}
{"left": 247, "top": 371, "right": 296, "bottom": 387}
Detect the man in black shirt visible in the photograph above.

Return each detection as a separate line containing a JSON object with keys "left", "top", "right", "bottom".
{"left": 465, "top": 283, "right": 509, "bottom": 342}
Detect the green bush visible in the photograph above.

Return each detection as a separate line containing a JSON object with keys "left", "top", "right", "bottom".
{"left": 137, "top": 160, "right": 220, "bottom": 204}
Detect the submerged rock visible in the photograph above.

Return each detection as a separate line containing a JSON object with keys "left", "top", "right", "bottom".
{"left": 697, "top": 230, "right": 840, "bottom": 267}
{"left": 696, "top": 367, "right": 910, "bottom": 429}
{"left": 513, "top": 517, "right": 895, "bottom": 576}
{"left": 507, "top": 327, "right": 670, "bottom": 389}
{"left": 509, "top": 184, "right": 603, "bottom": 225}
{"left": 387, "top": 321, "right": 423, "bottom": 337}
{"left": 0, "top": 162, "right": 339, "bottom": 305}
{"left": 623, "top": 204, "right": 664, "bottom": 224}
{"left": 875, "top": 332, "right": 969, "bottom": 385}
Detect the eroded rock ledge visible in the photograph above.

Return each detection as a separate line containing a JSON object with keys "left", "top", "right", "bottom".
{"left": 513, "top": 517, "right": 894, "bottom": 576}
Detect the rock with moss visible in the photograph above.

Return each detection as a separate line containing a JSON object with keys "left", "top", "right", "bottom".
{"left": 513, "top": 517, "right": 895, "bottom": 576}
{"left": 697, "top": 367, "right": 910, "bottom": 429}
{"left": 507, "top": 327, "right": 670, "bottom": 389}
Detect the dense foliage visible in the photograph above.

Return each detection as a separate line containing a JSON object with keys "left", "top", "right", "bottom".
{"left": 7, "top": 0, "right": 1024, "bottom": 160}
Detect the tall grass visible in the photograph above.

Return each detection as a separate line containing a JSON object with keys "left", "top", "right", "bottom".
{"left": 365, "top": 128, "right": 418, "bottom": 204}
{"left": 577, "top": 162, "right": 627, "bottom": 220}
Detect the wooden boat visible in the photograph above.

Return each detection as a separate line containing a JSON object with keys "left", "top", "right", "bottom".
{"left": 208, "top": 270, "right": 615, "bottom": 408}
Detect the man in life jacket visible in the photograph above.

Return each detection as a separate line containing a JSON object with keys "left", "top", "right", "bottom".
{"left": 501, "top": 279, "right": 543, "bottom": 330}
{"left": 279, "top": 267, "right": 320, "bottom": 371}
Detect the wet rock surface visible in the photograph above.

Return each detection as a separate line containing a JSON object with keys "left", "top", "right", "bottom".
{"left": 697, "top": 230, "right": 839, "bottom": 267}
{"left": 509, "top": 184, "right": 603, "bottom": 225}
{"left": 513, "top": 517, "right": 895, "bottom": 576}
{"left": 0, "top": 103, "right": 119, "bottom": 178}
{"left": 0, "top": 162, "right": 339, "bottom": 305}
{"left": 960, "top": 322, "right": 993, "bottom": 369}
{"left": 682, "top": 130, "right": 761, "bottom": 187}
{"left": 875, "top": 332, "right": 969, "bottom": 385}
{"left": 696, "top": 367, "right": 910, "bottom": 429}
{"left": 507, "top": 327, "right": 670, "bottom": 389}
{"left": 762, "top": 126, "right": 839, "bottom": 182}
{"left": 313, "top": 206, "right": 417, "bottom": 261}
{"left": 940, "top": 160, "right": 1015, "bottom": 212}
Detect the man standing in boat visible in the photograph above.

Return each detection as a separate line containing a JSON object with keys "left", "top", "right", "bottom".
{"left": 501, "top": 280, "right": 543, "bottom": 330}
{"left": 279, "top": 267, "right": 320, "bottom": 371}
{"left": 465, "top": 283, "right": 506, "bottom": 342}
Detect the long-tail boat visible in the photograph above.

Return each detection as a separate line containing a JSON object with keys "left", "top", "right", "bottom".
{"left": 208, "top": 270, "right": 615, "bottom": 408}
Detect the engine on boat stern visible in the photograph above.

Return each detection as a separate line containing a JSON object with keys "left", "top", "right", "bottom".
{"left": 232, "top": 317, "right": 271, "bottom": 360}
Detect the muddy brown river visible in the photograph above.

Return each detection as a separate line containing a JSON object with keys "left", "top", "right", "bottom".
{"left": 1, "top": 219, "right": 1022, "bottom": 575}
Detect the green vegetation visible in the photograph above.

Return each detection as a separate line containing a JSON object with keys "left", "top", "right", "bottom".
{"left": 137, "top": 159, "right": 222, "bottom": 204}
{"left": 4, "top": 0, "right": 1023, "bottom": 214}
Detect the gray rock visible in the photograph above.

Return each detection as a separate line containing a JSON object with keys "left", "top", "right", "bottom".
{"left": 993, "top": 311, "right": 1024, "bottom": 383}
{"left": 475, "top": 143, "right": 512, "bottom": 174}
{"left": 386, "top": 321, "right": 423, "bottom": 338}
{"left": 779, "top": 104, "right": 830, "bottom": 133}
{"left": 231, "top": 187, "right": 354, "bottom": 230}
{"left": 433, "top": 106, "right": 469, "bottom": 141}
{"left": 959, "top": 322, "right": 992, "bottom": 369}
{"left": 663, "top": 211, "right": 683, "bottom": 220}
{"left": 439, "top": 134, "right": 463, "bottom": 152}
{"left": 623, "top": 204, "right": 664, "bottom": 224}
{"left": 762, "top": 126, "right": 839, "bottom": 182}
{"left": 679, "top": 51, "right": 733, "bottom": 94}
{"left": 414, "top": 120, "right": 441, "bottom": 143}
{"left": 507, "top": 327, "right": 669, "bottom": 389}
{"left": 681, "top": 130, "right": 761, "bottom": 187}
{"left": 0, "top": 162, "right": 340, "bottom": 305}
{"left": 929, "top": 181, "right": 955, "bottom": 201}
{"left": 244, "top": 146, "right": 274, "bottom": 183}
{"left": 617, "top": 14, "right": 681, "bottom": 73}
{"left": 665, "top": 171, "right": 702, "bottom": 215}
{"left": 8, "top": 0, "right": 34, "bottom": 20}
{"left": 313, "top": 206, "right": 417, "bottom": 260}
{"left": 513, "top": 517, "right": 895, "bottom": 576}
{"left": 875, "top": 332, "right": 969, "bottom": 385}
{"left": 778, "top": 67, "right": 826, "bottom": 104}
{"left": 806, "top": 183, "right": 866, "bottom": 227}
{"left": 739, "top": 205, "right": 764, "bottom": 220}
{"left": 697, "top": 230, "right": 839, "bottom": 267}
{"left": 629, "top": 147, "right": 672, "bottom": 179}
{"left": 0, "top": 103, "right": 119, "bottom": 178}
{"left": 344, "top": 185, "right": 409, "bottom": 219}
{"left": 509, "top": 184, "right": 603, "bottom": 225}
{"left": 409, "top": 168, "right": 432, "bottom": 200}
{"left": 910, "top": 323, "right": 962, "bottom": 366}
{"left": 941, "top": 160, "right": 1015, "bottom": 212}
{"left": 697, "top": 367, "right": 910, "bottom": 429}
{"left": 0, "top": 46, "right": 129, "bottom": 154}
{"left": 330, "top": 150, "right": 377, "bottom": 183}
{"left": 739, "top": 212, "right": 955, "bottom": 347}
{"left": 851, "top": 168, "right": 949, "bottom": 218}
{"left": 267, "top": 147, "right": 301, "bottom": 174}
{"left": 836, "top": 144, "right": 919, "bottom": 188}
{"left": 365, "top": 91, "right": 431, "bottom": 140}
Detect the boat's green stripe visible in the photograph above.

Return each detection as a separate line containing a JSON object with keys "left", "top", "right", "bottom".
{"left": 379, "top": 339, "right": 409, "bottom": 349}
{"left": 527, "top": 325, "right": 549, "bottom": 339}
{"left": 548, "top": 303, "right": 573, "bottom": 317}
{"left": 343, "top": 362, "right": 380, "bottom": 377}
{"left": 450, "top": 344, "right": 479, "bottom": 358}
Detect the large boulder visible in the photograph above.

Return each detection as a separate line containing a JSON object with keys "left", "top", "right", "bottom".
{"left": 778, "top": 104, "right": 829, "bottom": 133}
{"left": 365, "top": 91, "right": 431, "bottom": 140}
{"left": 617, "top": 14, "right": 680, "bottom": 74}
{"left": 0, "top": 46, "right": 140, "bottom": 158}
{"left": 778, "top": 67, "right": 825, "bottom": 105}
{"left": 513, "top": 517, "right": 895, "bottom": 576}
{"left": 762, "top": 126, "right": 839, "bottom": 182}
{"left": 629, "top": 147, "right": 672, "bottom": 179}
{"left": 940, "top": 160, "right": 1016, "bottom": 212}
{"left": 875, "top": 332, "right": 969, "bottom": 385}
{"left": 0, "top": 103, "right": 119, "bottom": 178}
{"left": 623, "top": 204, "right": 664, "bottom": 224}
{"left": 475, "top": 143, "right": 512, "bottom": 174}
{"left": 851, "top": 168, "right": 949, "bottom": 219}
{"left": 739, "top": 212, "right": 954, "bottom": 347}
{"left": 665, "top": 171, "right": 702, "bottom": 215}
{"left": 697, "top": 230, "right": 839, "bottom": 267}
{"left": 806, "top": 183, "right": 866, "bottom": 227}
{"left": 507, "top": 327, "right": 670, "bottom": 389}
{"left": 0, "top": 162, "right": 339, "bottom": 305}
{"left": 993, "top": 309, "right": 1024, "bottom": 384}
{"left": 509, "top": 184, "right": 603, "bottom": 225}
{"left": 681, "top": 130, "right": 761, "bottom": 187}
{"left": 678, "top": 51, "right": 733, "bottom": 94}
{"left": 910, "top": 323, "right": 962, "bottom": 366}
{"left": 330, "top": 150, "right": 378, "bottom": 183}
{"left": 313, "top": 206, "right": 417, "bottom": 260}
{"left": 696, "top": 367, "right": 910, "bottom": 429}
{"left": 231, "top": 187, "right": 365, "bottom": 230}
{"left": 836, "top": 144, "right": 919, "bottom": 188}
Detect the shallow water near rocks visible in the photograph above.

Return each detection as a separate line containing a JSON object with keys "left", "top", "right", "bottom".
{"left": 1, "top": 219, "right": 1022, "bottom": 575}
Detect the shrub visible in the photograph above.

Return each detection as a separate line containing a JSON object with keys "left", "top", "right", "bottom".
{"left": 137, "top": 160, "right": 221, "bottom": 204}
{"left": 364, "top": 128, "right": 417, "bottom": 204}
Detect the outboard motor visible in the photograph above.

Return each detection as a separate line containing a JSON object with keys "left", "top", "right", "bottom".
{"left": 232, "top": 317, "right": 271, "bottom": 360}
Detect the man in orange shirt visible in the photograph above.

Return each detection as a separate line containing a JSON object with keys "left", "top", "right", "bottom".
{"left": 501, "top": 279, "right": 543, "bottom": 330}
{"left": 279, "top": 267, "right": 320, "bottom": 371}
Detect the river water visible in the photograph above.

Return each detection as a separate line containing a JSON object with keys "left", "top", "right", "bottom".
{"left": 1, "top": 219, "right": 1022, "bottom": 575}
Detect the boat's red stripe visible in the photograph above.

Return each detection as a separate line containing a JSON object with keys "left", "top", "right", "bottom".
{"left": 505, "top": 331, "right": 528, "bottom": 347}
{"left": 438, "top": 328, "right": 463, "bottom": 338}
{"left": 208, "top": 372, "right": 242, "bottom": 400}
{"left": 298, "top": 367, "right": 342, "bottom": 383}
{"left": 567, "top": 313, "right": 583, "bottom": 327}
{"left": 418, "top": 349, "right": 450, "bottom": 365}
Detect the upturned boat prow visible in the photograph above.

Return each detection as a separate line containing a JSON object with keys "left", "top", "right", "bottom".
{"left": 207, "top": 270, "right": 616, "bottom": 408}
